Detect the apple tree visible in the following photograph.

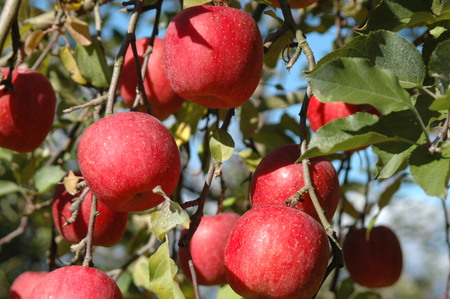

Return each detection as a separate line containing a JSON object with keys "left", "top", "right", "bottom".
{"left": 0, "top": 0, "right": 450, "bottom": 298}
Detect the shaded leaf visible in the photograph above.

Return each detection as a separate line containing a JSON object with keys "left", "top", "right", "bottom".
{"left": 34, "top": 166, "right": 66, "bottom": 194}
{"left": 378, "top": 173, "right": 407, "bottom": 210}
{"left": 264, "top": 30, "right": 293, "bottom": 68}
{"left": 409, "top": 146, "right": 450, "bottom": 198}
{"left": 210, "top": 129, "right": 235, "bottom": 162}
{"left": 373, "top": 142, "right": 414, "bottom": 179}
{"left": 354, "top": 291, "right": 382, "bottom": 299}
{"left": 148, "top": 241, "right": 185, "bottom": 299}
{"left": 316, "top": 30, "right": 426, "bottom": 88}
{"left": 359, "top": 0, "right": 433, "bottom": 32}
{"left": 429, "top": 39, "right": 450, "bottom": 94}
{"left": 306, "top": 57, "right": 412, "bottom": 115}
{"left": 239, "top": 100, "right": 261, "bottom": 139}
{"left": 337, "top": 278, "right": 355, "bottom": 299}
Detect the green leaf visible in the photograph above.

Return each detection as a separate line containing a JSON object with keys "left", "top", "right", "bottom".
{"left": 264, "top": 30, "right": 293, "bottom": 68}
{"left": 336, "top": 278, "right": 355, "bottom": 299}
{"left": 148, "top": 241, "right": 185, "bottom": 299}
{"left": 301, "top": 113, "right": 389, "bottom": 159}
{"left": 209, "top": 129, "right": 235, "bottom": 162}
{"left": 183, "top": 0, "right": 211, "bottom": 9}
{"left": 59, "top": 46, "right": 88, "bottom": 85}
{"left": 378, "top": 173, "right": 407, "bottom": 210}
{"left": 359, "top": 0, "right": 433, "bottom": 32}
{"left": 132, "top": 256, "right": 151, "bottom": 289}
{"left": 409, "top": 146, "right": 450, "bottom": 198}
{"left": 429, "top": 89, "right": 450, "bottom": 110}
{"left": 74, "top": 38, "right": 111, "bottom": 88}
{"left": 34, "top": 166, "right": 66, "bottom": 194}
{"left": 354, "top": 291, "right": 382, "bottom": 299}
{"left": 429, "top": 39, "right": 450, "bottom": 94}
{"left": 238, "top": 149, "right": 262, "bottom": 172}
{"left": 239, "top": 100, "right": 261, "bottom": 139}
{"left": 217, "top": 284, "right": 242, "bottom": 299}
{"left": 150, "top": 186, "right": 190, "bottom": 240}
{"left": 373, "top": 142, "right": 414, "bottom": 179}
{"left": 316, "top": 30, "right": 426, "bottom": 88}
{"left": 65, "top": 15, "right": 92, "bottom": 46}
{"left": 432, "top": 0, "right": 450, "bottom": 15}
{"left": 306, "top": 57, "right": 412, "bottom": 115}
{"left": 0, "top": 180, "right": 20, "bottom": 196}
{"left": 260, "top": 92, "right": 303, "bottom": 110}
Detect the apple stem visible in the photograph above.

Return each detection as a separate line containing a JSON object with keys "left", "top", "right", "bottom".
{"left": 285, "top": 186, "right": 307, "bottom": 208}
{"left": 82, "top": 194, "right": 98, "bottom": 267}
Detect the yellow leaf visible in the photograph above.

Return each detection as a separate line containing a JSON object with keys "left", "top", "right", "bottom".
{"left": 65, "top": 15, "right": 91, "bottom": 46}
{"left": 173, "top": 122, "right": 191, "bottom": 147}
{"left": 59, "top": 46, "right": 88, "bottom": 85}
{"left": 63, "top": 171, "right": 81, "bottom": 195}
{"left": 24, "top": 29, "right": 44, "bottom": 55}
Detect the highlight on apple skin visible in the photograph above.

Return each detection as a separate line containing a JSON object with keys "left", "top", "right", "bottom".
{"left": 78, "top": 112, "right": 181, "bottom": 212}
{"left": 118, "top": 37, "right": 184, "bottom": 120}
{"left": 0, "top": 68, "right": 56, "bottom": 153}
{"left": 163, "top": 5, "right": 263, "bottom": 109}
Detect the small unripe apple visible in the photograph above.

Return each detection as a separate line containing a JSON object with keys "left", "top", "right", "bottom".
{"left": 307, "top": 94, "right": 380, "bottom": 133}
{"left": 118, "top": 37, "right": 184, "bottom": 120}
{"left": 8, "top": 271, "right": 48, "bottom": 299}
{"left": 52, "top": 184, "right": 128, "bottom": 247}
{"left": 30, "top": 266, "right": 123, "bottom": 299}
{"left": 164, "top": 5, "right": 263, "bottom": 109}
{"left": 0, "top": 68, "right": 56, "bottom": 153}
{"left": 269, "top": 0, "right": 318, "bottom": 9}
{"left": 224, "top": 206, "right": 329, "bottom": 299}
{"left": 250, "top": 144, "right": 340, "bottom": 222}
{"left": 178, "top": 212, "right": 240, "bottom": 286}
{"left": 78, "top": 112, "right": 180, "bottom": 212}
{"left": 343, "top": 226, "right": 403, "bottom": 288}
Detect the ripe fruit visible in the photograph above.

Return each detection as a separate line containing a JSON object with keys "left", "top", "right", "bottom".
{"left": 163, "top": 5, "right": 263, "bottom": 109}
{"left": 343, "top": 226, "right": 403, "bottom": 288}
{"left": 118, "top": 37, "right": 184, "bottom": 120}
{"left": 224, "top": 206, "right": 329, "bottom": 299}
{"left": 269, "top": 0, "right": 318, "bottom": 9}
{"left": 178, "top": 212, "right": 240, "bottom": 286}
{"left": 250, "top": 144, "right": 339, "bottom": 222}
{"left": 307, "top": 94, "right": 380, "bottom": 133}
{"left": 78, "top": 112, "right": 180, "bottom": 212}
{"left": 52, "top": 184, "right": 128, "bottom": 247}
{"left": 30, "top": 266, "right": 123, "bottom": 299}
{"left": 8, "top": 271, "right": 48, "bottom": 299}
{"left": 0, "top": 68, "right": 56, "bottom": 153}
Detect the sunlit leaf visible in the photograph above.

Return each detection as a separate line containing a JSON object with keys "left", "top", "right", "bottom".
{"left": 0, "top": 180, "right": 20, "bottom": 196}
{"left": 210, "top": 129, "right": 235, "bottom": 162}
{"left": 306, "top": 57, "right": 412, "bottom": 115}
{"left": 148, "top": 241, "right": 185, "bottom": 299}
{"left": 24, "top": 29, "right": 44, "bottom": 55}
{"left": 34, "top": 166, "right": 66, "bottom": 194}
{"left": 183, "top": 0, "right": 211, "bottom": 9}
{"left": 75, "top": 39, "right": 111, "bottom": 88}
{"left": 217, "top": 284, "right": 241, "bottom": 299}
{"left": 63, "top": 171, "right": 81, "bottom": 195}
{"left": 132, "top": 255, "right": 151, "bottom": 289}
{"left": 59, "top": 46, "right": 88, "bottom": 85}
{"left": 65, "top": 15, "right": 92, "bottom": 46}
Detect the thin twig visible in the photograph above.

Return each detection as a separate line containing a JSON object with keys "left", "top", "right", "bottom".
{"left": 0, "top": 0, "right": 22, "bottom": 56}
{"left": 82, "top": 194, "right": 98, "bottom": 267}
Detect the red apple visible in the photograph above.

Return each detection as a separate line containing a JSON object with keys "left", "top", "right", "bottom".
{"left": 224, "top": 206, "right": 330, "bottom": 299}
{"left": 250, "top": 144, "right": 339, "bottom": 222}
{"left": 307, "top": 94, "right": 380, "bottom": 133}
{"left": 78, "top": 112, "right": 180, "bottom": 212}
{"left": 269, "top": 0, "right": 318, "bottom": 9}
{"left": 30, "top": 266, "right": 123, "bottom": 299}
{"left": 9, "top": 271, "right": 48, "bottom": 299}
{"left": 163, "top": 5, "right": 263, "bottom": 109}
{"left": 178, "top": 212, "right": 240, "bottom": 286}
{"left": 0, "top": 68, "right": 56, "bottom": 153}
{"left": 343, "top": 226, "right": 403, "bottom": 288}
{"left": 52, "top": 183, "right": 128, "bottom": 247}
{"left": 118, "top": 37, "right": 184, "bottom": 120}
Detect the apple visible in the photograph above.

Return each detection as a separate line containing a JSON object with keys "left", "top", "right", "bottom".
{"left": 118, "top": 37, "right": 184, "bottom": 120}
{"left": 30, "top": 266, "right": 123, "bottom": 298}
{"left": 52, "top": 183, "right": 128, "bottom": 247}
{"left": 307, "top": 94, "right": 380, "bottom": 133}
{"left": 269, "top": 0, "right": 318, "bottom": 9}
{"left": 178, "top": 212, "right": 240, "bottom": 286}
{"left": 0, "top": 68, "right": 56, "bottom": 153}
{"left": 250, "top": 144, "right": 339, "bottom": 222}
{"left": 78, "top": 112, "right": 180, "bottom": 212}
{"left": 8, "top": 271, "right": 48, "bottom": 299}
{"left": 343, "top": 226, "right": 403, "bottom": 288}
{"left": 163, "top": 5, "right": 263, "bottom": 109}
{"left": 224, "top": 206, "right": 330, "bottom": 299}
